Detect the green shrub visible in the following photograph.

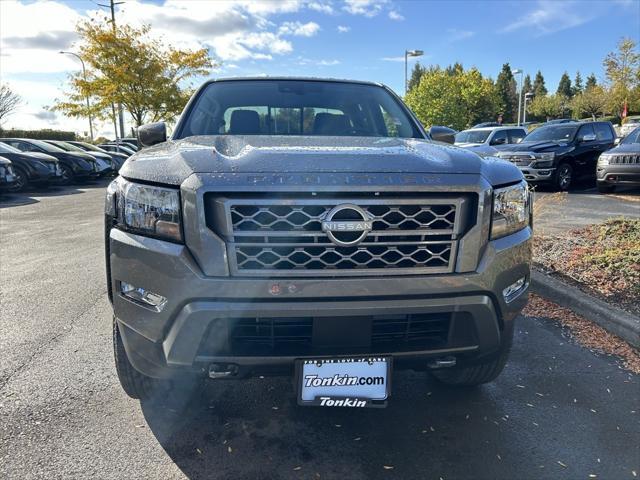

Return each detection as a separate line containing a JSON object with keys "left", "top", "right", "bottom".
{"left": 0, "top": 128, "right": 76, "bottom": 140}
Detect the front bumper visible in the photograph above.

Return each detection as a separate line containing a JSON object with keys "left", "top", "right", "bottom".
{"left": 518, "top": 166, "right": 555, "bottom": 183}
{"left": 597, "top": 165, "right": 640, "bottom": 186}
{"left": 109, "top": 226, "right": 532, "bottom": 379}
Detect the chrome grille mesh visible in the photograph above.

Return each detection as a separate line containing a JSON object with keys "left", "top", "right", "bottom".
{"left": 609, "top": 154, "right": 640, "bottom": 164}
{"left": 230, "top": 204, "right": 456, "bottom": 232}
{"left": 210, "top": 197, "right": 466, "bottom": 277}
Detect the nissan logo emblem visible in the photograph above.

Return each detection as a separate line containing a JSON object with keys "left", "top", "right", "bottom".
{"left": 321, "top": 204, "right": 373, "bottom": 247}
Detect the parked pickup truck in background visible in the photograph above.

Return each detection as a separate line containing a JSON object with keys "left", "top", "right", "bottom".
{"left": 106, "top": 77, "right": 532, "bottom": 407}
{"left": 495, "top": 121, "right": 616, "bottom": 191}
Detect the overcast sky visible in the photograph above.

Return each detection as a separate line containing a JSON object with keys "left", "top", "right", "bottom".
{"left": 1, "top": 0, "right": 638, "bottom": 138}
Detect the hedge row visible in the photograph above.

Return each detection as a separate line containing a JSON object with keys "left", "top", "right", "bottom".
{"left": 0, "top": 129, "right": 76, "bottom": 141}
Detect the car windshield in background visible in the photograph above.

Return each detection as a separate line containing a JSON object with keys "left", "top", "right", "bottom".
{"left": 176, "top": 80, "right": 422, "bottom": 139}
{"left": 524, "top": 125, "right": 578, "bottom": 143}
{"left": 455, "top": 130, "right": 491, "bottom": 143}
{"left": 29, "top": 139, "right": 66, "bottom": 153}
{"left": 621, "top": 127, "right": 640, "bottom": 144}
{"left": 0, "top": 142, "right": 21, "bottom": 154}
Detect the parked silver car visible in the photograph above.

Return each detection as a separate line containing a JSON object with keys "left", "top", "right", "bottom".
{"left": 454, "top": 126, "right": 527, "bottom": 156}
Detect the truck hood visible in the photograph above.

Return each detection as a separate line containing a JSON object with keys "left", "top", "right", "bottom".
{"left": 122, "top": 135, "right": 522, "bottom": 186}
{"left": 494, "top": 140, "right": 571, "bottom": 154}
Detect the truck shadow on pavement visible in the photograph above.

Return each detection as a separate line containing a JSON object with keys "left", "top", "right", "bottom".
{"left": 137, "top": 315, "right": 639, "bottom": 480}
{"left": 140, "top": 374, "right": 502, "bottom": 480}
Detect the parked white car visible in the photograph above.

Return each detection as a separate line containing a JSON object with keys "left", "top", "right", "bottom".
{"left": 620, "top": 116, "right": 640, "bottom": 138}
{"left": 454, "top": 126, "right": 527, "bottom": 156}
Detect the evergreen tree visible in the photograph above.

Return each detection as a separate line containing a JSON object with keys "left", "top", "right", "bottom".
{"left": 495, "top": 63, "right": 518, "bottom": 123}
{"left": 556, "top": 72, "right": 573, "bottom": 98}
{"left": 573, "top": 71, "right": 583, "bottom": 95}
{"left": 532, "top": 70, "right": 548, "bottom": 97}
{"left": 585, "top": 73, "right": 598, "bottom": 89}
{"left": 523, "top": 74, "right": 532, "bottom": 94}
{"left": 445, "top": 62, "right": 464, "bottom": 76}
{"left": 407, "top": 63, "right": 426, "bottom": 92}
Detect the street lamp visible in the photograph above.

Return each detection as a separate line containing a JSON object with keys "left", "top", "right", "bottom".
{"left": 523, "top": 92, "right": 534, "bottom": 125}
{"left": 405, "top": 49, "right": 424, "bottom": 95}
{"left": 60, "top": 51, "right": 94, "bottom": 140}
{"left": 513, "top": 68, "right": 524, "bottom": 126}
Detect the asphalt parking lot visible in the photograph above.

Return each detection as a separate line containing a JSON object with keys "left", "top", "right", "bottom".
{"left": 1, "top": 181, "right": 639, "bottom": 479}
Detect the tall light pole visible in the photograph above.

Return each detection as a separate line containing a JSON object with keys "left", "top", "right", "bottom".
{"left": 98, "top": 0, "right": 125, "bottom": 141}
{"left": 60, "top": 51, "right": 93, "bottom": 140}
{"left": 513, "top": 68, "right": 524, "bottom": 126}
{"left": 405, "top": 49, "right": 424, "bottom": 95}
{"left": 523, "top": 92, "right": 534, "bottom": 125}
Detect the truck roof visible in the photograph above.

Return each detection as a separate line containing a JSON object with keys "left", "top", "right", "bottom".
{"left": 207, "top": 76, "right": 385, "bottom": 88}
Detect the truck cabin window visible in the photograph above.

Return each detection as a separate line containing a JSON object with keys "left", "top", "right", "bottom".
{"left": 177, "top": 80, "right": 423, "bottom": 139}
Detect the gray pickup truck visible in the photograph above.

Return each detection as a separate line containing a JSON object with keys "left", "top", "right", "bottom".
{"left": 105, "top": 78, "right": 532, "bottom": 407}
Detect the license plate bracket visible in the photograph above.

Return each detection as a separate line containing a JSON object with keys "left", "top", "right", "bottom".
{"left": 296, "top": 356, "right": 391, "bottom": 408}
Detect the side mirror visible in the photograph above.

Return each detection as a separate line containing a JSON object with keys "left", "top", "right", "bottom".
{"left": 138, "top": 122, "right": 167, "bottom": 148}
{"left": 491, "top": 137, "right": 507, "bottom": 146}
{"left": 429, "top": 126, "right": 456, "bottom": 144}
{"left": 579, "top": 133, "right": 597, "bottom": 143}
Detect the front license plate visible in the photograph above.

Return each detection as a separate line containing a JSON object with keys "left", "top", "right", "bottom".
{"left": 297, "top": 357, "right": 391, "bottom": 408}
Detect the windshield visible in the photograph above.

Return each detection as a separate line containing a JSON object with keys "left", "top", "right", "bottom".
{"left": 28, "top": 139, "right": 65, "bottom": 153}
{"left": 455, "top": 130, "right": 491, "bottom": 144}
{"left": 76, "top": 142, "right": 105, "bottom": 152}
{"left": 524, "top": 125, "right": 578, "bottom": 143}
{"left": 177, "top": 80, "right": 422, "bottom": 139}
{"left": 0, "top": 142, "right": 21, "bottom": 154}
{"left": 621, "top": 127, "right": 640, "bottom": 144}
{"left": 55, "top": 141, "right": 85, "bottom": 152}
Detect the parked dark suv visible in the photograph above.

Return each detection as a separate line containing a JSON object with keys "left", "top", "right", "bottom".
{"left": 495, "top": 121, "right": 616, "bottom": 190}
{"left": 106, "top": 78, "right": 532, "bottom": 407}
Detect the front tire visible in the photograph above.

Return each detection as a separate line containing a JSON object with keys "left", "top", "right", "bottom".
{"left": 431, "top": 322, "right": 514, "bottom": 386}
{"left": 113, "top": 318, "right": 168, "bottom": 400}
{"left": 553, "top": 163, "right": 573, "bottom": 191}
{"left": 59, "top": 164, "right": 74, "bottom": 185}
{"left": 10, "top": 167, "right": 28, "bottom": 192}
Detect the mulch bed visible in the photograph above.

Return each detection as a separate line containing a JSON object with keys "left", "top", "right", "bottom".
{"left": 533, "top": 219, "right": 640, "bottom": 317}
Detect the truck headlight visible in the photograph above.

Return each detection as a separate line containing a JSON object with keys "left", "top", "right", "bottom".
{"left": 105, "top": 178, "right": 182, "bottom": 242}
{"left": 491, "top": 181, "right": 531, "bottom": 239}
{"left": 598, "top": 154, "right": 611, "bottom": 166}
{"left": 531, "top": 152, "right": 555, "bottom": 168}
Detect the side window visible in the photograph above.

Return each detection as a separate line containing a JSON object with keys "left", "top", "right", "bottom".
{"left": 490, "top": 130, "right": 508, "bottom": 145}
{"left": 593, "top": 123, "right": 614, "bottom": 142}
{"left": 508, "top": 129, "right": 526, "bottom": 144}
{"left": 577, "top": 123, "right": 595, "bottom": 141}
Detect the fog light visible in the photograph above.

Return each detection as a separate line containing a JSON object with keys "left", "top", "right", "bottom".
{"left": 503, "top": 277, "right": 527, "bottom": 302}
{"left": 120, "top": 282, "right": 167, "bottom": 310}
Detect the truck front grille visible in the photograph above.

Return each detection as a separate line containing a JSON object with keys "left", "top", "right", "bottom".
{"left": 207, "top": 195, "right": 469, "bottom": 277}
{"left": 609, "top": 154, "right": 640, "bottom": 164}
{"left": 498, "top": 153, "right": 535, "bottom": 166}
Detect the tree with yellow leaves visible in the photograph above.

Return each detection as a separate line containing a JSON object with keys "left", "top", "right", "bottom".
{"left": 53, "top": 19, "right": 215, "bottom": 128}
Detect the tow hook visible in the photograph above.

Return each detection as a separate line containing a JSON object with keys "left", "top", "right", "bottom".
{"left": 427, "top": 356, "right": 457, "bottom": 369}
{"left": 208, "top": 364, "right": 238, "bottom": 378}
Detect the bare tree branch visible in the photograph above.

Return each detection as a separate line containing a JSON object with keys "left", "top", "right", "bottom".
{"left": 0, "top": 84, "right": 22, "bottom": 125}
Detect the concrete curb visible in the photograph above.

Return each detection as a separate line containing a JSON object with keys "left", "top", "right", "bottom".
{"left": 531, "top": 269, "right": 640, "bottom": 348}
